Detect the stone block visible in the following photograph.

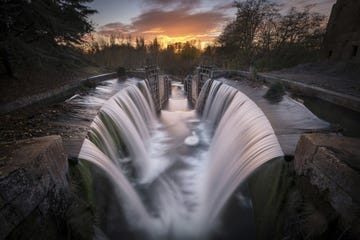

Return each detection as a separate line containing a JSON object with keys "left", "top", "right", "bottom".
{"left": 0, "top": 135, "right": 69, "bottom": 239}
{"left": 294, "top": 133, "right": 360, "bottom": 233}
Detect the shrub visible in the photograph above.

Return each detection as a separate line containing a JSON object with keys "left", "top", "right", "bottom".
{"left": 117, "top": 66, "right": 126, "bottom": 80}
{"left": 264, "top": 82, "right": 285, "bottom": 103}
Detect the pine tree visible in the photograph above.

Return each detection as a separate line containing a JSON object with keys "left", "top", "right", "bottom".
{"left": 0, "top": 0, "right": 96, "bottom": 77}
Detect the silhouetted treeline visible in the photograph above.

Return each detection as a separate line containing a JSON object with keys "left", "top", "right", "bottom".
{"left": 0, "top": 0, "right": 96, "bottom": 78}
{"left": 0, "top": 0, "right": 328, "bottom": 81}
{"left": 85, "top": 36, "right": 201, "bottom": 76}
{"left": 205, "top": 0, "right": 327, "bottom": 71}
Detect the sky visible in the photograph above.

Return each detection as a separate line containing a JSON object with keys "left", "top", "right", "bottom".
{"left": 87, "top": 0, "right": 336, "bottom": 47}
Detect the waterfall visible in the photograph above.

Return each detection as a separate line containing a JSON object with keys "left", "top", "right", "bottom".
{"left": 78, "top": 78, "right": 283, "bottom": 239}
{"left": 195, "top": 80, "right": 283, "bottom": 230}
{"left": 201, "top": 80, "right": 237, "bottom": 128}
{"left": 79, "top": 139, "right": 154, "bottom": 230}
{"left": 82, "top": 82, "right": 172, "bottom": 184}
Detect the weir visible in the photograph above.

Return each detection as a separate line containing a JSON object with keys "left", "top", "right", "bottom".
{"left": 78, "top": 74, "right": 284, "bottom": 239}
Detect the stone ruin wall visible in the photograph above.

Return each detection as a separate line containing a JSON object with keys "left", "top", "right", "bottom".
{"left": 323, "top": 0, "right": 360, "bottom": 61}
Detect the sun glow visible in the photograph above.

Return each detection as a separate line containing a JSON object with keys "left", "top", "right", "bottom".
{"left": 84, "top": 32, "right": 214, "bottom": 51}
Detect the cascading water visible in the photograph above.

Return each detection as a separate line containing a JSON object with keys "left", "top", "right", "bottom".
{"left": 195, "top": 81, "right": 283, "bottom": 231}
{"left": 78, "top": 78, "right": 283, "bottom": 239}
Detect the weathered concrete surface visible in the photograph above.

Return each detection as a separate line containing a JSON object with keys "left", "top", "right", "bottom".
{"left": 0, "top": 135, "right": 70, "bottom": 239}
{"left": 294, "top": 133, "right": 360, "bottom": 235}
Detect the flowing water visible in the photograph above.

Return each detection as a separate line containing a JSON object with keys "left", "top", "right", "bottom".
{"left": 79, "top": 79, "right": 283, "bottom": 239}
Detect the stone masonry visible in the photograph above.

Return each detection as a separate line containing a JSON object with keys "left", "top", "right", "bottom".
{"left": 323, "top": 0, "right": 360, "bottom": 61}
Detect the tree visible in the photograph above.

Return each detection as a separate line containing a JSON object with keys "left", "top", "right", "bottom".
{"left": 148, "top": 37, "right": 160, "bottom": 65}
{"left": 218, "top": 0, "right": 274, "bottom": 66}
{"left": 216, "top": 0, "right": 326, "bottom": 70}
{"left": 0, "top": 0, "right": 96, "bottom": 77}
{"left": 180, "top": 41, "right": 200, "bottom": 60}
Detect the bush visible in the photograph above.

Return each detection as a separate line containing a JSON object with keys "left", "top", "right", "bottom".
{"left": 117, "top": 66, "right": 126, "bottom": 80}
{"left": 264, "top": 82, "right": 285, "bottom": 103}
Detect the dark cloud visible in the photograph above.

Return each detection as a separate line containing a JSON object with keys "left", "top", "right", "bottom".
{"left": 143, "top": 0, "right": 201, "bottom": 9}
{"left": 212, "top": 2, "right": 234, "bottom": 11}
{"left": 144, "top": 0, "right": 177, "bottom": 4}
{"left": 98, "top": 22, "right": 132, "bottom": 35}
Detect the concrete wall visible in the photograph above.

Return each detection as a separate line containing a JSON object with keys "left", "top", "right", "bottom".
{"left": 144, "top": 66, "right": 171, "bottom": 113}
{"left": 159, "top": 75, "right": 171, "bottom": 109}
{"left": 258, "top": 73, "right": 360, "bottom": 112}
{"left": 185, "top": 66, "right": 215, "bottom": 107}
{"left": 0, "top": 72, "right": 118, "bottom": 114}
{"left": 184, "top": 74, "right": 198, "bottom": 107}
{"left": 188, "top": 66, "right": 360, "bottom": 112}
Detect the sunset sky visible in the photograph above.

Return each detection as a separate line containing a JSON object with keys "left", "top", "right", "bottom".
{"left": 88, "top": 0, "right": 336, "bottom": 47}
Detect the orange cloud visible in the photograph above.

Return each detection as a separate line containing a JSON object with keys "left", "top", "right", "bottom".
{"left": 131, "top": 9, "right": 226, "bottom": 37}
{"left": 96, "top": 3, "right": 229, "bottom": 47}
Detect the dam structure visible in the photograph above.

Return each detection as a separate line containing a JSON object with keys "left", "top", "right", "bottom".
{"left": 1, "top": 64, "right": 358, "bottom": 239}
{"left": 75, "top": 64, "right": 328, "bottom": 239}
